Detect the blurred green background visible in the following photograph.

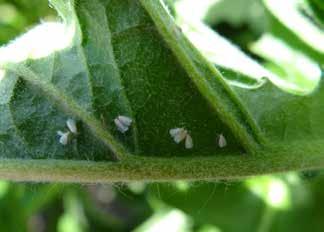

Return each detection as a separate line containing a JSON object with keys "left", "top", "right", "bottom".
{"left": 0, "top": 0, "right": 324, "bottom": 231}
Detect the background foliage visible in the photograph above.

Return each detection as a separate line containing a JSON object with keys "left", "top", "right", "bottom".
{"left": 0, "top": 0, "right": 323, "bottom": 231}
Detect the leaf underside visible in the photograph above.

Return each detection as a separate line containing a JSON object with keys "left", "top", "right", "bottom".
{"left": 0, "top": 0, "right": 323, "bottom": 182}
{"left": 0, "top": 0, "right": 247, "bottom": 160}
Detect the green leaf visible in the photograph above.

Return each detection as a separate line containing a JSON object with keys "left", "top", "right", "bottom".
{"left": 0, "top": 0, "right": 265, "bottom": 162}
{"left": 148, "top": 182, "right": 265, "bottom": 232}
{"left": 202, "top": 0, "right": 267, "bottom": 34}
{"left": 148, "top": 175, "right": 324, "bottom": 232}
{"left": 0, "top": 0, "right": 324, "bottom": 182}
{"left": 250, "top": 34, "right": 321, "bottom": 93}
{"left": 58, "top": 191, "right": 88, "bottom": 232}
{"left": 172, "top": 0, "right": 324, "bottom": 151}
{"left": 134, "top": 207, "right": 191, "bottom": 232}
{"left": 262, "top": 0, "right": 324, "bottom": 64}
{"left": 306, "top": 0, "right": 324, "bottom": 26}
{"left": 172, "top": 0, "right": 321, "bottom": 95}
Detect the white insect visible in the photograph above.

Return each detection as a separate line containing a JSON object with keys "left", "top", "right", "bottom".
{"left": 57, "top": 119, "right": 78, "bottom": 145}
{"left": 66, "top": 118, "right": 77, "bottom": 134}
{"left": 57, "top": 131, "right": 71, "bottom": 146}
{"left": 114, "top": 115, "right": 133, "bottom": 133}
{"left": 169, "top": 128, "right": 187, "bottom": 143}
{"left": 185, "top": 134, "right": 193, "bottom": 149}
{"left": 169, "top": 128, "right": 193, "bottom": 149}
{"left": 217, "top": 134, "right": 227, "bottom": 148}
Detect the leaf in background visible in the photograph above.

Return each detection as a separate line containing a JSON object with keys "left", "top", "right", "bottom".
{"left": 250, "top": 34, "right": 321, "bottom": 93}
{"left": 133, "top": 207, "right": 191, "bottom": 232}
{"left": 148, "top": 182, "right": 265, "bottom": 232}
{"left": 173, "top": 0, "right": 321, "bottom": 95}
{"left": 263, "top": 0, "right": 324, "bottom": 64}
{"left": 173, "top": 0, "right": 267, "bottom": 90}
{"left": 0, "top": 0, "right": 56, "bottom": 45}
{"left": 306, "top": 0, "right": 324, "bottom": 26}
{"left": 58, "top": 191, "right": 88, "bottom": 232}
{"left": 203, "top": 0, "right": 267, "bottom": 34}
{"left": 147, "top": 175, "right": 324, "bottom": 232}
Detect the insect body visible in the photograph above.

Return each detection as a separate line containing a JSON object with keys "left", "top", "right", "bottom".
{"left": 57, "top": 131, "right": 71, "bottom": 145}
{"left": 66, "top": 118, "right": 77, "bottom": 134}
{"left": 114, "top": 115, "right": 133, "bottom": 133}
{"left": 169, "top": 128, "right": 193, "bottom": 149}
{"left": 185, "top": 133, "right": 193, "bottom": 149}
{"left": 57, "top": 119, "right": 78, "bottom": 145}
{"left": 217, "top": 134, "right": 227, "bottom": 148}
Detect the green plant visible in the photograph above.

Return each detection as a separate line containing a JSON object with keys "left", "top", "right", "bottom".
{"left": 0, "top": 0, "right": 323, "bottom": 183}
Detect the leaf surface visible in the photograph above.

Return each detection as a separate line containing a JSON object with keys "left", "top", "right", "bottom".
{"left": 263, "top": 0, "right": 324, "bottom": 63}
{"left": 0, "top": 0, "right": 323, "bottom": 182}
{"left": 0, "top": 0, "right": 265, "bottom": 162}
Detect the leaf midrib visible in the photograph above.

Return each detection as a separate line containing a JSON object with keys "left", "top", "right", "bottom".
{"left": 2, "top": 139, "right": 324, "bottom": 182}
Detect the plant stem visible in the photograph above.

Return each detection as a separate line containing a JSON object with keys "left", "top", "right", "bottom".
{"left": 1, "top": 142, "right": 324, "bottom": 183}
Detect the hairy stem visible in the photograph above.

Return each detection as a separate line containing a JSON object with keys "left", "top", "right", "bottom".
{"left": 2, "top": 142, "right": 324, "bottom": 183}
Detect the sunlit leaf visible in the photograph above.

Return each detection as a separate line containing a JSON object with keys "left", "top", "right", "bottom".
{"left": 263, "top": 0, "right": 324, "bottom": 63}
